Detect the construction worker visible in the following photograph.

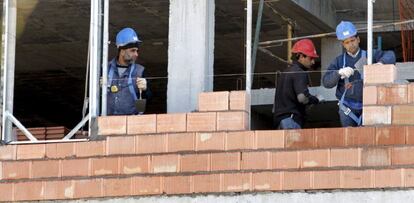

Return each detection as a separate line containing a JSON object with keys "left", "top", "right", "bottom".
{"left": 107, "top": 27, "right": 152, "bottom": 115}
{"left": 273, "top": 39, "right": 322, "bottom": 129}
{"left": 322, "top": 21, "right": 395, "bottom": 127}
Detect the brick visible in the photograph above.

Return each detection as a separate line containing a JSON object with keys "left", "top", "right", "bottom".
{"left": 32, "top": 160, "right": 60, "bottom": 178}
{"left": 272, "top": 151, "right": 299, "bottom": 169}
{"left": 164, "top": 176, "right": 192, "bottom": 194}
{"left": 363, "top": 86, "right": 377, "bottom": 105}
{"left": 285, "top": 129, "right": 315, "bottom": 149}
{"left": 195, "top": 132, "right": 225, "bottom": 151}
{"left": 361, "top": 148, "right": 390, "bottom": 166}
{"left": 405, "top": 168, "right": 414, "bottom": 187}
{"left": 341, "top": 170, "right": 373, "bottom": 188}
{"left": 136, "top": 134, "right": 167, "bottom": 154}
{"left": 193, "top": 174, "right": 221, "bottom": 193}
{"left": 103, "top": 178, "right": 132, "bottom": 197}
{"left": 120, "top": 156, "right": 150, "bottom": 174}
{"left": 17, "top": 144, "right": 45, "bottom": 160}
{"left": 167, "top": 133, "right": 195, "bottom": 152}
{"left": 133, "top": 176, "right": 162, "bottom": 195}
{"left": 61, "top": 159, "right": 89, "bottom": 177}
{"left": 75, "top": 141, "right": 105, "bottom": 157}
{"left": 0, "top": 145, "right": 16, "bottom": 160}
{"left": 97, "top": 115, "right": 127, "bottom": 135}
{"left": 107, "top": 136, "right": 135, "bottom": 155}
{"left": 241, "top": 151, "right": 270, "bottom": 170}
{"left": 230, "top": 91, "right": 250, "bottom": 112}
{"left": 45, "top": 143, "right": 75, "bottom": 159}
{"left": 283, "top": 171, "right": 311, "bottom": 190}
{"left": 378, "top": 85, "right": 408, "bottom": 105}
{"left": 374, "top": 169, "right": 403, "bottom": 187}
{"left": 181, "top": 154, "right": 210, "bottom": 172}
{"left": 0, "top": 183, "right": 13, "bottom": 202}
{"left": 44, "top": 180, "right": 74, "bottom": 200}
{"left": 364, "top": 64, "right": 396, "bottom": 85}
{"left": 393, "top": 105, "right": 414, "bottom": 125}
{"left": 315, "top": 128, "right": 345, "bottom": 148}
{"left": 330, "top": 148, "right": 360, "bottom": 167}
{"left": 408, "top": 83, "right": 414, "bottom": 103}
{"left": 376, "top": 126, "right": 406, "bottom": 145}
{"left": 187, "top": 112, "right": 216, "bottom": 132}
{"left": 346, "top": 127, "right": 375, "bottom": 146}
{"left": 156, "top": 113, "right": 187, "bottom": 133}
{"left": 300, "top": 149, "right": 329, "bottom": 168}
{"left": 3, "top": 161, "right": 30, "bottom": 179}
{"left": 91, "top": 157, "right": 119, "bottom": 176}
{"left": 255, "top": 130, "right": 284, "bottom": 149}
{"left": 74, "top": 179, "right": 102, "bottom": 198}
{"left": 252, "top": 172, "right": 282, "bottom": 191}
{"left": 222, "top": 173, "right": 251, "bottom": 192}
{"left": 392, "top": 147, "right": 414, "bottom": 165}
{"left": 362, "top": 106, "right": 392, "bottom": 126}
{"left": 211, "top": 152, "right": 240, "bottom": 171}
{"left": 14, "top": 181, "right": 43, "bottom": 201}
{"left": 226, "top": 131, "right": 254, "bottom": 150}
{"left": 313, "top": 170, "right": 341, "bottom": 189}
{"left": 406, "top": 126, "right": 414, "bottom": 144}
{"left": 217, "top": 111, "right": 249, "bottom": 131}
{"left": 151, "top": 154, "right": 179, "bottom": 173}
{"left": 198, "top": 91, "right": 229, "bottom": 111}
{"left": 127, "top": 114, "right": 156, "bottom": 135}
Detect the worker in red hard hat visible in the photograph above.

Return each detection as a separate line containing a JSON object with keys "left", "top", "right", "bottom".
{"left": 273, "top": 39, "right": 322, "bottom": 129}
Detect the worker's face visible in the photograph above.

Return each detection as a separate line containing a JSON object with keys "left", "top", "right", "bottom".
{"left": 299, "top": 55, "right": 315, "bottom": 69}
{"left": 342, "top": 36, "right": 360, "bottom": 55}
{"left": 121, "top": 47, "right": 139, "bottom": 64}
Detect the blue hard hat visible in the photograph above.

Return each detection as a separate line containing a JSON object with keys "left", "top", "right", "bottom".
{"left": 336, "top": 21, "right": 357, "bottom": 41}
{"left": 116, "top": 27, "right": 142, "bottom": 47}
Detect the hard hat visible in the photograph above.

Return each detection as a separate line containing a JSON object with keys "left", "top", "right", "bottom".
{"left": 116, "top": 27, "right": 142, "bottom": 47}
{"left": 292, "top": 39, "right": 319, "bottom": 58}
{"left": 336, "top": 21, "right": 357, "bottom": 41}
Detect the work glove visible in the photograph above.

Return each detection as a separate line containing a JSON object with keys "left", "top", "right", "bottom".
{"left": 338, "top": 67, "right": 354, "bottom": 79}
{"left": 136, "top": 78, "right": 147, "bottom": 91}
{"left": 316, "top": 94, "right": 325, "bottom": 102}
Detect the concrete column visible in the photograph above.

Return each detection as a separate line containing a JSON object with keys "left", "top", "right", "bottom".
{"left": 321, "top": 37, "right": 342, "bottom": 83}
{"left": 167, "top": 0, "right": 215, "bottom": 113}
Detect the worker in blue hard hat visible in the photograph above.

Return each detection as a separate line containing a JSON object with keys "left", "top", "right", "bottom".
{"left": 322, "top": 21, "right": 396, "bottom": 127}
{"left": 107, "top": 27, "right": 152, "bottom": 115}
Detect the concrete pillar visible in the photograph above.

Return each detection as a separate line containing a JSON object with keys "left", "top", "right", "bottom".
{"left": 167, "top": 0, "right": 215, "bottom": 113}
{"left": 321, "top": 37, "right": 342, "bottom": 83}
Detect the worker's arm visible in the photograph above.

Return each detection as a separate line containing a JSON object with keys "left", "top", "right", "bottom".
{"left": 322, "top": 57, "right": 342, "bottom": 88}
{"left": 374, "top": 50, "right": 396, "bottom": 64}
{"left": 293, "top": 72, "right": 319, "bottom": 105}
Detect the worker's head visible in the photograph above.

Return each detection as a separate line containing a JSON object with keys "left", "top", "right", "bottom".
{"left": 336, "top": 21, "right": 360, "bottom": 55}
{"left": 116, "top": 28, "right": 142, "bottom": 65}
{"left": 291, "top": 39, "right": 318, "bottom": 69}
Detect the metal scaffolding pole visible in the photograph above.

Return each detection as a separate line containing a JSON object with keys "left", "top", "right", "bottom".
{"left": 367, "top": 0, "right": 375, "bottom": 65}
{"left": 251, "top": 0, "right": 264, "bottom": 81}
{"left": 101, "top": 0, "right": 109, "bottom": 116}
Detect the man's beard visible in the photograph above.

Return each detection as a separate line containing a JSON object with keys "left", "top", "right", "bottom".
{"left": 123, "top": 53, "right": 136, "bottom": 65}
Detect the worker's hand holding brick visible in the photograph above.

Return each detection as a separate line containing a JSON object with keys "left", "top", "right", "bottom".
{"left": 136, "top": 78, "right": 147, "bottom": 91}
{"left": 338, "top": 67, "right": 354, "bottom": 79}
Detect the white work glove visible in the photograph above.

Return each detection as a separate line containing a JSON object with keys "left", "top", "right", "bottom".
{"left": 316, "top": 94, "right": 325, "bottom": 102}
{"left": 338, "top": 67, "right": 354, "bottom": 79}
{"left": 136, "top": 78, "right": 147, "bottom": 91}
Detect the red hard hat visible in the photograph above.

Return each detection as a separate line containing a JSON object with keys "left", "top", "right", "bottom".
{"left": 291, "top": 39, "right": 319, "bottom": 58}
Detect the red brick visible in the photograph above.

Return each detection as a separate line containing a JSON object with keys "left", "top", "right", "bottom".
{"left": 17, "top": 144, "right": 45, "bottom": 160}
{"left": 127, "top": 114, "right": 156, "bottom": 135}
{"left": 364, "top": 64, "right": 396, "bottom": 85}
{"left": 392, "top": 147, "right": 414, "bottom": 165}
{"left": 285, "top": 129, "right": 315, "bottom": 149}
{"left": 300, "top": 149, "right": 329, "bottom": 168}
{"left": 408, "top": 83, "right": 414, "bottom": 103}
{"left": 230, "top": 91, "right": 250, "bottom": 112}
{"left": 255, "top": 130, "right": 284, "bottom": 149}
{"left": 0, "top": 183, "right": 13, "bottom": 202}
{"left": 136, "top": 134, "right": 167, "bottom": 154}
{"left": 91, "top": 157, "right": 119, "bottom": 176}
{"left": 133, "top": 176, "right": 162, "bottom": 195}
{"left": 330, "top": 148, "right": 360, "bottom": 167}
{"left": 313, "top": 170, "right": 341, "bottom": 189}
{"left": 376, "top": 126, "right": 406, "bottom": 145}
{"left": 103, "top": 178, "right": 132, "bottom": 197}
{"left": 14, "top": 181, "right": 43, "bottom": 201}
{"left": 363, "top": 86, "right": 377, "bottom": 105}
{"left": 198, "top": 91, "right": 229, "bottom": 111}
{"left": 61, "top": 159, "right": 89, "bottom": 177}
{"left": 167, "top": 133, "right": 195, "bottom": 152}
{"left": 407, "top": 126, "right": 414, "bottom": 144}
{"left": 0, "top": 145, "right": 16, "bottom": 160}
{"left": 393, "top": 105, "right": 414, "bottom": 125}
{"left": 97, "top": 115, "right": 127, "bottom": 135}
{"left": 74, "top": 179, "right": 102, "bottom": 198}
{"left": 44, "top": 180, "right": 74, "bottom": 200}
{"left": 32, "top": 160, "right": 60, "bottom": 178}
{"left": 346, "top": 127, "right": 375, "bottom": 146}
{"left": 195, "top": 132, "right": 225, "bottom": 151}
{"left": 252, "top": 172, "right": 282, "bottom": 191}
{"left": 217, "top": 111, "right": 249, "bottom": 131}
{"left": 211, "top": 152, "right": 240, "bottom": 171}
{"left": 156, "top": 113, "right": 187, "bottom": 133}
{"left": 226, "top": 131, "right": 254, "bottom": 150}
{"left": 405, "top": 168, "right": 414, "bottom": 187}
{"left": 164, "top": 176, "right": 192, "bottom": 194}
{"left": 151, "top": 154, "right": 179, "bottom": 173}
{"left": 75, "top": 141, "right": 105, "bottom": 157}
{"left": 283, "top": 171, "right": 311, "bottom": 190}
{"left": 374, "top": 169, "right": 403, "bottom": 187}
{"left": 377, "top": 85, "right": 408, "bottom": 105}
{"left": 186, "top": 112, "right": 216, "bottom": 132}
{"left": 363, "top": 106, "right": 392, "bottom": 126}
{"left": 2, "top": 161, "right": 30, "bottom": 179}
{"left": 120, "top": 156, "right": 150, "bottom": 174}
{"left": 315, "top": 128, "right": 345, "bottom": 148}
{"left": 241, "top": 151, "right": 270, "bottom": 170}
{"left": 181, "top": 154, "right": 210, "bottom": 172}
{"left": 341, "top": 170, "right": 373, "bottom": 188}
{"left": 193, "top": 174, "right": 221, "bottom": 193}
{"left": 107, "top": 136, "right": 135, "bottom": 155}
{"left": 361, "top": 148, "right": 390, "bottom": 166}
{"left": 272, "top": 151, "right": 299, "bottom": 169}
{"left": 45, "top": 143, "right": 75, "bottom": 159}
{"left": 222, "top": 173, "right": 251, "bottom": 192}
